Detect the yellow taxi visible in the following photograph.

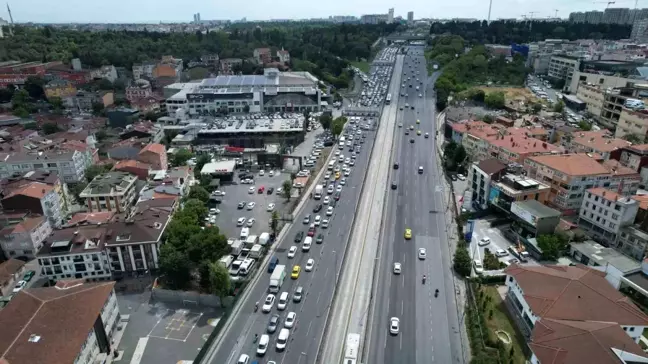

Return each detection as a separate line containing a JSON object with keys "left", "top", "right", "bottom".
{"left": 416, "top": 119, "right": 420, "bottom": 124}
{"left": 417, "top": 130, "right": 421, "bottom": 136}
{"left": 404, "top": 228, "right": 412, "bottom": 240}
{"left": 291, "top": 265, "right": 301, "bottom": 279}
{"left": 335, "top": 171, "right": 341, "bottom": 180}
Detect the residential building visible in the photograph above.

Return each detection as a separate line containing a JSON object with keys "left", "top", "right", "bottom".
{"left": 489, "top": 174, "right": 551, "bottom": 213}
{"left": 0, "top": 259, "right": 25, "bottom": 296}
{"left": 137, "top": 143, "right": 167, "bottom": 170}
{"left": 90, "top": 65, "right": 118, "bottom": 83}
{"left": 548, "top": 55, "right": 580, "bottom": 87}
{"left": 1, "top": 182, "right": 63, "bottom": 227}
{"left": 616, "top": 107, "right": 648, "bottom": 142}
{"left": 0, "top": 281, "right": 120, "bottom": 364}
{"left": 569, "top": 130, "right": 631, "bottom": 160}
{"left": 44, "top": 79, "right": 77, "bottom": 100}
{"left": 126, "top": 79, "right": 153, "bottom": 102}
{"left": 504, "top": 264, "right": 648, "bottom": 347}
{"left": 0, "top": 149, "right": 90, "bottom": 183}
{"left": 105, "top": 198, "right": 175, "bottom": 276}
{"left": 578, "top": 188, "right": 639, "bottom": 243}
{"left": 487, "top": 134, "right": 561, "bottom": 164}
{"left": 72, "top": 90, "right": 114, "bottom": 111}
{"left": 113, "top": 160, "right": 151, "bottom": 180}
{"left": 0, "top": 216, "right": 51, "bottom": 259}
{"left": 219, "top": 58, "right": 242, "bottom": 75}
{"left": 468, "top": 158, "right": 507, "bottom": 210}
{"left": 37, "top": 226, "right": 112, "bottom": 282}
{"left": 525, "top": 153, "right": 640, "bottom": 215}
{"left": 80, "top": 171, "right": 138, "bottom": 213}
{"left": 106, "top": 107, "right": 140, "bottom": 128}
{"left": 277, "top": 49, "right": 290, "bottom": 64}
{"left": 254, "top": 48, "right": 272, "bottom": 65}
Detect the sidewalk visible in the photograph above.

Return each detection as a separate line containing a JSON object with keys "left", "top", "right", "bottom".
{"left": 435, "top": 110, "right": 472, "bottom": 364}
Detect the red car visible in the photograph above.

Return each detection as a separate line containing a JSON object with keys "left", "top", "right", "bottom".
{"left": 258, "top": 186, "right": 265, "bottom": 194}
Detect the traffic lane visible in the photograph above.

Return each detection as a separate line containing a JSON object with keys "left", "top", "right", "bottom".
{"left": 211, "top": 134, "right": 377, "bottom": 364}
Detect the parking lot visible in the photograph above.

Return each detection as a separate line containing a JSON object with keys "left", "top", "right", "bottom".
{"left": 116, "top": 293, "right": 218, "bottom": 364}
{"left": 211, "top": 171, "right": 292, "bottom": 239}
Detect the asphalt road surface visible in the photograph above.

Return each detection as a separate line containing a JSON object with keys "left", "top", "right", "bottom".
{"left": 366, "top": 46, "right": 465, "bottom": 364}
{"left": 204, "top": 73, "right": 391, "bottom": 364}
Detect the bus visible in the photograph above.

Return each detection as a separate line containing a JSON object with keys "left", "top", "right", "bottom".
{"left": 386, "top": 93, "right": 392, "bottom": 105}
{"left": 343, "top": 333, "right": 360, "bottom": 364}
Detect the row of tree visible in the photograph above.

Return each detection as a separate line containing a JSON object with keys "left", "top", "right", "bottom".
{"left": 429, "top": 20, "right": 632, "bottom": 44}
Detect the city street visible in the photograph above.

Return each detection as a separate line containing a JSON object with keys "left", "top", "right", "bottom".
{"left": 366, "top": 46, "right": 464, "bottom": 364}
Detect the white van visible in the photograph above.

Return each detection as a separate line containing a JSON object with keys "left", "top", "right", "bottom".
{"left": 240, "top": 227, "right": 250, "bottom": 240}
{"left": 277, "top": 291, "right": 289, "bottom": 310}
{"left": 276, "top": 328, "right": 290, "bottom": 351}
{"left": 256, "top": 334, "right": 269, "bottom": 356}
{"left": 302, "top": 237, "right": 312, "bottom": 252}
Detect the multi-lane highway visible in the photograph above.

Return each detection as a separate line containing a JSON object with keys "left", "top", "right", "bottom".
{"left": 203, "top": 51, "right": 397, "bottom": 364}
{"left": 366, "top": 46, "right": 465, "bottom": 364}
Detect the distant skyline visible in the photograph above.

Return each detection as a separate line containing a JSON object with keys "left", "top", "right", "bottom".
{"left": 2, "top": 0, "right": 637, "bottom": 23}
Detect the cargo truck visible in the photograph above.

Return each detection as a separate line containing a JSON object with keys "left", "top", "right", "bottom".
{"left": 269, "top": 265, "right": 286, "bottom": 293}
{"left": 314, "top": 185, "right": 323, "bottom": 199}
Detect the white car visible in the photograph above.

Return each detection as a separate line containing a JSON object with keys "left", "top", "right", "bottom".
{"left": 288, "top": 246, "right": 297, "bottom": 258}
{"left": 314, "top": 215, "right": 321, "bottom": 226}
{"left": 418, "top": 248, "right": 427, "bottom": 260}
{"left": 340, "top": 178, "right": 346, "bottom": 185}
{"left": 237, "top": 217, "right": 247, "bottom": 226}
{"left": 248, "top": 186, "right": 255, "bottom": 194}
{"left": 284, "top": 312, "right": 296, "bottom": 328}
{"left": 322, "top": 219, "right": 329, "bottom": 228}
{"left": 262, "top": 294, "right": 275, "bottom": 313}
{"left": 305, "top": 258, "right": 315, "bottom": 272}
{"left": 389, "top": 317, "right": 400, "bottom": 335}
{"left": 267, "top": 203, "right": 276, "bottom": 211}
{"left": 478, "top": 237, "right": 491, "bottom": 246}
{"left": 247, "top": 202, "right": 256, "bottom": 210}
{"left": 246, "top": 218, "right": 256, "bottom": 227}
{"left": 323, "top": 196, "right": 330, "bottom": 204}
{"left": 259, "top": 170, "right": 265, "bottom": 176}
{"left": 474, "top": 260, "right": 484, "bottom": 274}
{"left": 393, "top": 263, "right": 402, "bottom": 274}
{"left": 336, "top": 185, "right": 343, "bottom": 192}
{"left": 326, "top": 206, "right": 334, "bottom": 216}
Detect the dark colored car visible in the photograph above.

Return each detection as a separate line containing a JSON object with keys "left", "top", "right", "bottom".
{"left": 267, "top": 187, "right": 274, "bottom": 195}
{"left": 316, "top": 234, "right": 324, "bottom": 244}
{"left": 313, "top": 204, "right": 322, "bottom": 213}
{"left": 294, "top": 231, "right": 304, "bottom": 243}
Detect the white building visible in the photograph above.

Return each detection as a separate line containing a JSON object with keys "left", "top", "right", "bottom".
{"left": 578, "top": 187, "right": 639, "bottom": 243}
{"left": 0, "top": 281, "right": 121, "bottom": 364}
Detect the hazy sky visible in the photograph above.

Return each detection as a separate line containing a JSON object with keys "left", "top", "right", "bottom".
{"left": 4, "top": 0, "right": 628, "bottom": 23}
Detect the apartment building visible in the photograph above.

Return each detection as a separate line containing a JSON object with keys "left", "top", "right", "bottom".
{"left": 1, "top": 182, "right": 63, "bottom": 227}
{"left": 489, "top": 173, "right": 551, "bottom": 213}
{"left": 578, "top": 188, "right": 639, "bottom": 243}
{"left": 525, "top": 154, "right": 640, "bottom": 215}
{"left": 548, "top": 55, "right": 580, "bottom": 87}
{"left": 487, "top": 134, "right": 561, "bottom": 164}
{"left": 468, "top": 159, "right": 507, "bottom": 210}
{"left": 0, "top": 216, "right": 51, "bottom": 259}
{"left": 37, "top": 226, "right": 112, "bottom": 282}
{"left": 80, "top": 171, "right": 139, "bottom": 213}
{"left": 0, "top": 281, "right": 120, "bottom": 364}
{"left": 0, "top": 150, "right": 90, "bottom": 183}
{"left": 569, "top": 130, "right": 631, "bottom": 160}
{"left": 616, "top": 107, "right": 648, "bottom": 142}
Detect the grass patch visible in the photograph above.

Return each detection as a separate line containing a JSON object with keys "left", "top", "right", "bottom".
{"left": 482, "top": 287, "right": 527, "bottom": 364}
{"left": 350, "top": 61, "right": 370, "bottom": 74}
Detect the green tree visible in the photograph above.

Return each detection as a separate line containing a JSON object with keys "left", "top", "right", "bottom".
{"left": 536, "top": 234, "right": 568, "bottom": 260}
{"left": 622, "top": 133, "right": 643, "bottom": 144}
{"left": 187, "top": 185, "right": 210, "bottom": 203}
{"left": 553, "top": 101, "right": 565, "bottom": 113}
{"left": 484, "top": 92, "right": 506, "bottom": 109}
{"left": 171, "top": 149, "right": 193, "bottom": 166}
{"left": 453, "top": 246, "right": 472, "bottom": 277}
{"left": 209, "top": 262, "right": 231, "bottom": 307}
{"left": 269, "top": 211, "right": 280, "bottom": 237}
{"left": 158, "top": 244, "right": 192, "bottom": 289}
{"left": 282, "top": 180, "right": 292, "bottom": 200}
{"left": 319, "top": 114, "right": 333, "bottom": 130}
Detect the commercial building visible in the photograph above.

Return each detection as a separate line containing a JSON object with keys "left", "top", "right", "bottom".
{"left": 0, "top": 215, "right": 51, "bottom": 259}
{"left": 468, "top": 159, "right": 508, "bottom": 210}
{"left": 37, "top": 226, "right": 113, "bottom": 282}
{"left": 578, "top": 188, "right": 639, "bottom": 244}
{"left": 79, "top": 171, "right": 139, "bottom": 213}
{"left": 525, "top": 154, "right": 640, "bottom": 215}
{"left": 1, "top": 182, "right": 63, "bottom": 227}
{"left": 0, "top": 281, "right": 121, "bottom": 364}
{"left": 489, "top": 174, "right": 551, "bottom": 214}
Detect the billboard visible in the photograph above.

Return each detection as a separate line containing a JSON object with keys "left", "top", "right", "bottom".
{"left": 465, "top": 219, "right": 476, "bottom": 242}
{"left": 511, "top": 203, "right": 538, "bottom": 227}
